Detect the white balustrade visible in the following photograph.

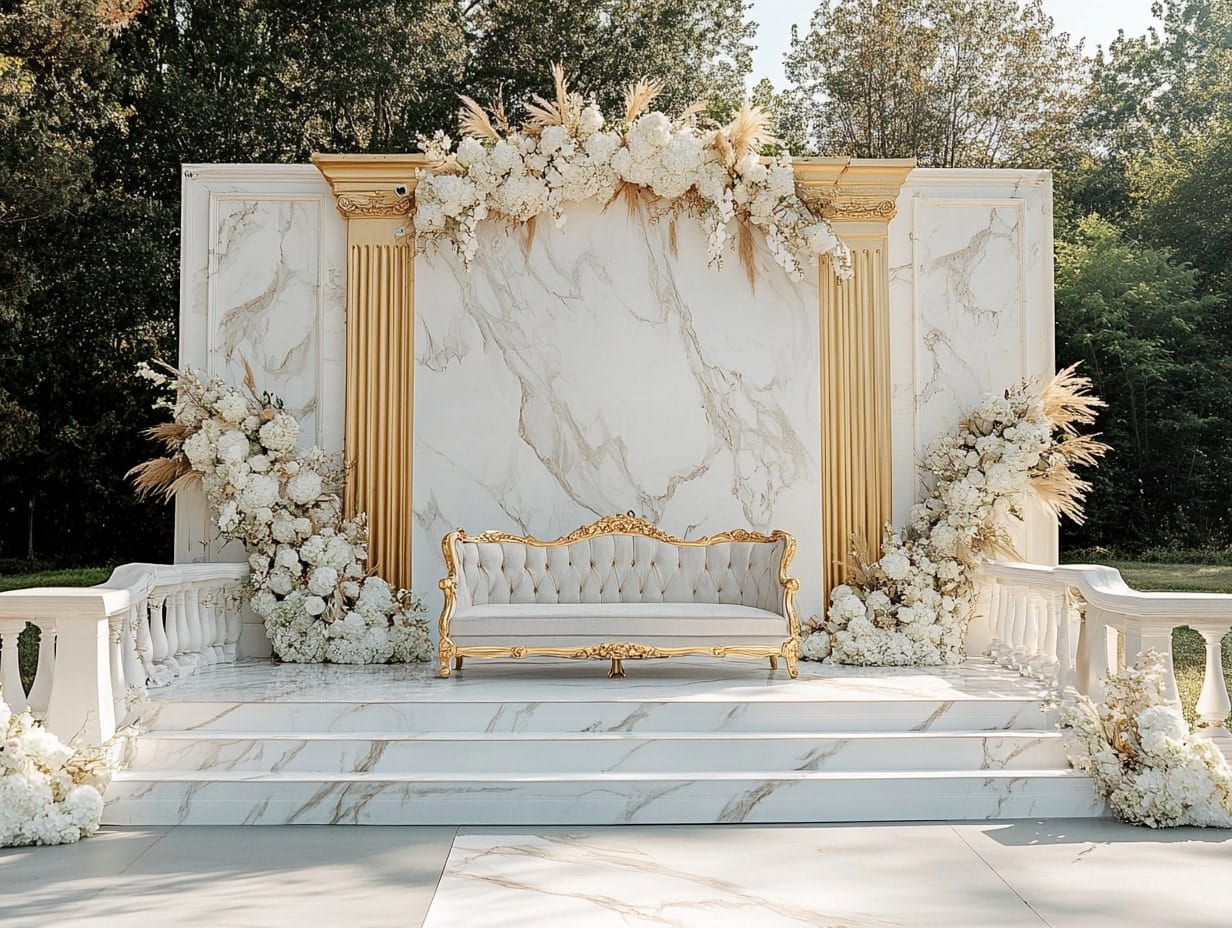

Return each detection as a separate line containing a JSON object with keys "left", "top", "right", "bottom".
{"left": 0, "top": 563, "right": 247, "bottom": 743}
{"left": 978, "top": 561, "right": 1232, "bottom": 749}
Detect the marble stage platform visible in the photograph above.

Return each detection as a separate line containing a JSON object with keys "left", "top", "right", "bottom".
{"left": 104, "top": 658, "right": 1104, "bottom": 825}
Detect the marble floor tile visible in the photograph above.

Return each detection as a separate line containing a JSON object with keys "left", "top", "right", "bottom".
{"left": 2, "top": 826, "right": 456, "bottom": 928}
{"left": 422, "top": 824, "right": 1049, "bottom": 928}
{"left": 0, "top": 827, "right": 169, "bottom": 924}
{"left": 145, "top": 656, "right": 1050, "bottom": 704}
{"left": 952, "top": 819, "right": 1232, "bottom": 928}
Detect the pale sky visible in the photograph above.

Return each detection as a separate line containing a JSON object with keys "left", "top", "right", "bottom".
{"left": 748, "top": 0, "right": 1162, "bottom": 87}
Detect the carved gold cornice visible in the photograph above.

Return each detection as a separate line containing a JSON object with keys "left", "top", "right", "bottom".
{"left": 311, "top": 153, "right": 434, "bottom": 221}
{"left": 791, "top": 158, "right": 916, "bottom": 223}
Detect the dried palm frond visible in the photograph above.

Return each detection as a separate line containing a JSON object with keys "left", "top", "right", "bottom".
{"left": 1057, "top": 432, "right": 1110, "bottom": 470}
{"left": 679, "top": 99, "right": 708, "bottom": 124}
{"left": 1041, "top": 363, "right": 1105, "bottom": 434}
{"left": 724, "top": 103, "right": 778, "bottom": 163}
{"left": 668, "top": 216, "right": 679, "bottom": 257}
{"left": 145, "top": 421, "right": 194, "bottom": 451}
{"left": 524, "top": 63, "right": 572, "bottom": 127}
{"left": 242, "top": 357, "right": 259, "bottom": 397}
{"left": 737, "top": 220, "right": 757, "bottom": 289}
{"left": 623, "top": 76, "right": 663, "bottom": 123}
{"left": 491, "top": 98, "right": 513, "bottom": 135}
{"left": 523, "top": 214, "right": 538, "bottom": 256}
{"left": 1032, "top": 468, "right": 1094, "bottom": 525}
{"left": 457, "top": 94, "right": 501, "bottom": 141}
{"left": 128, "top": 456, "right": 198, "bottom": 502}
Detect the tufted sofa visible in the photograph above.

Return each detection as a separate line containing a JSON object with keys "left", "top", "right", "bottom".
{"left": 437, "top": 514, "right": 800, "bottom": 678}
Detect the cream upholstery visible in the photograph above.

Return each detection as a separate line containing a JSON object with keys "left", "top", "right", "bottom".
{"left": 450, "top": 603, "right": 787, "bottom": 641}
{"left": 451, "top": 535, "right": 786, "bottom": 614}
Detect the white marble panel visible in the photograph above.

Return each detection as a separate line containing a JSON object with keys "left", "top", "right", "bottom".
{"left": 176, "top": 165, "right": 346, "bottom": 657}
{"left": 888, "top": 170, "right": 1055, "bottom": 562}
{"left": 413, "top": 200, "right": 822, "bottom": 622}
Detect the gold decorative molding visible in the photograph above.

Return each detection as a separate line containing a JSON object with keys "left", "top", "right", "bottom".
{"left": 793, "top": 159, "right": 915, "bottom": 596}
{"left": 334, "top": 192, "right": 414, "bottom": 219}
{"left": 312, "top": 154, "right": 434, "bottom": 590}
{"left": 437, "top": 515, "right": 801, "bottom": 679}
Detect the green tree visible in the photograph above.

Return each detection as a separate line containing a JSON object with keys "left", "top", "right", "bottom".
{"left": 782, "top": 0, "right": 1087, "bottom": 165}
{"left": 461, "top": 0, "right": 755, "bottom": 122}
{"left": 1055, "top": 217, "right": 1232, "bottom": 549}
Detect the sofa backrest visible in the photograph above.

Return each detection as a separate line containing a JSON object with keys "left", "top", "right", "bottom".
{"left": 450, "top": 533, "right": 787, "bottom": 613}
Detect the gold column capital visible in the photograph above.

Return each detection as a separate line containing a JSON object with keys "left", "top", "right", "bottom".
{"left": 792, "top": 158, "right": 916, "bottom": 223}
{"left": 311, "top": 153, "right": 435, "bottom": 220}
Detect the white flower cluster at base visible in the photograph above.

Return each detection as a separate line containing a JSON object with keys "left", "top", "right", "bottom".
{"left": 800, "top": 378, "right": 1083, "bottom": 666}
{"left": 1060, "top": 652, "right": 1232, "bottom": 827}
{"left": 413, "top": 91, "right": 849, "bottom": 282}
{"left": 138, "top": 364, "right": 432, "bottom": 665}
{"left": 1, "top": 693, "right": 109, "bottom": 847}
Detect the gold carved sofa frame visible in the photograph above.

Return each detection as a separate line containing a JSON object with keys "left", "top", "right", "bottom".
{"left": 437, "top": 514, "right": 801, "bottom": 679}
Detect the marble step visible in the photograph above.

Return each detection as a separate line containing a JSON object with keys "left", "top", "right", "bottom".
{"left": 126, "top": 730, "right": 1069, "bottom": 774}
{"left": 138, "top": 697, "right": 1051, "bottom": 735}
{"left": 102, "top": 768, "right": 1104, "bottom": 825}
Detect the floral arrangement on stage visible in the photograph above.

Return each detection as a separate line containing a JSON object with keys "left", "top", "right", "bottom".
{"left": 411, "top": 64, "right": 848, "bottom": 284}
{"left": 1059, "top": 651, "right": 1232, "bottom": 827}
{"left": 800, "top": 366, "right": 1107, "bottom": 666}
{"left": 0, "top": 689, "right": 110, "bottom": 846}
{"left": 132, "top": 363, "right": 432, "bottom": 665}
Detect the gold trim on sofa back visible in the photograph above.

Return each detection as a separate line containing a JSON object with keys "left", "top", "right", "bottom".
{"left": 436, "top": 513, "right": 801, "bottom": 679}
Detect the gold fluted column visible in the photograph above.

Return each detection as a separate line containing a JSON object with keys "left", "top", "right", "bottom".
{"left": 313, "top": 154, "right": 431, "bottom": 591}
{"left": 794, "top": 159, "right": 916, "bottom": 598}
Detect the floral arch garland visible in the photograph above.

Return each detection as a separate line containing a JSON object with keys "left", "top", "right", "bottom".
{"left": 409, "top": 65, "right": 850, "bottom": 284}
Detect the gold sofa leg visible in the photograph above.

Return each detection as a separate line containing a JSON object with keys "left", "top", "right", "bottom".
{"left": 454, "top": 656, "right": 464, "bottom": 671}
{"left": 608, "top": 658, "right": 626, "bottom": 678}
{"left": 786, "top": 654, "right": 799, "bottom": 679}
{"left": 769, "top": 656, "right": 779, "bottom": 671}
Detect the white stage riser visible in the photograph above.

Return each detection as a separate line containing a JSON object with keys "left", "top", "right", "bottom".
{"left": 137, "top": 698, "right": 1051, "bottom": 735}
{"left": 102, "top": 771, "right": 1102, "bottom": 826}
{"left": 126, "top": 731, "right": 1069, "bottom": 774}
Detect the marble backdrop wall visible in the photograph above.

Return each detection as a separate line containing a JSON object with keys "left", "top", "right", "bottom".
{"left": 175, "top": 165, "right": 1056, "bottom": 655}
{"left": 412, "top": 200, "right": 822, "bottom": 620}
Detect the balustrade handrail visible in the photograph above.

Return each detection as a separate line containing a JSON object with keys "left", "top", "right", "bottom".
{"left": 0, "top": 561, "right": 249, "bottom": 745}
{"left": 978, "top": 560, "right": 1232, "bottom": 747}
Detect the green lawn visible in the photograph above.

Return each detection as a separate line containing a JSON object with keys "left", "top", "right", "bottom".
{"left": 0, "top": 567, "right": 110, "bottom": 693}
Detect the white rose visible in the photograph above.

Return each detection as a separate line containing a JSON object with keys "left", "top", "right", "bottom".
{"left": 303, "top": 595, "right": 327, "bottom": 617}
{"left": 286, "top": 470, "right": 323, "bottom": 506}
{"left": 307, "top": 566, "right": 339, "bottom": 597}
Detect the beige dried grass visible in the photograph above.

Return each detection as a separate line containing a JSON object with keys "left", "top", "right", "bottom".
{"left": 623, "top": 77, "right": 663, "bottom": 123}
{"left": 724, "top": 103, "right": 778, "bottom": 163}
{"left": 127, "top": 456, "right": 197, "bottom": 502}
{"left": 457, "top": 94, "right": 501, "bottom": 141}
{"left": 524, "top": 63, "right": 573, "bottom": 128}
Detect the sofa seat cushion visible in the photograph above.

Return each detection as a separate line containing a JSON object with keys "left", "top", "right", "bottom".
{"left": 449, "top": 602, "right": 787, "bottom": 640}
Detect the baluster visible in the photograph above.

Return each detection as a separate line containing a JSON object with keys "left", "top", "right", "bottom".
{"left": 120, "top": 602, "right": 146, "bottom": 690}
{"left": 0, "top": 620, "right": 30, "bottom": 712}
{"left": 148, "top": 592, "right": 171, "bottom": 673}
{"left": 165, "top": 589, "right": 184, "bottom": 677}
{"left": 985, "top": 581, "right": 1003, "bottom": 659}
{"left": 222, "top": 584, "right": 241, "bottom": 662}
{"left": 1195, "top": 627, "right": 1232, "bottom": 740}
{"left": 183, "top": 587, "right": 204, "bottom": 670}
{"left": 1048, "top": 589, "right": 1069, "bottom": 689}
{"left": 1079, "top": 606, "right": 1109, "bottom": 703}
{"left": 1034, "top": 591, "right": 1058, "bottom": 680}
{"left": 26, "top": 620, "right": 57, "bottom": 715}
{"left": 1008, "top": 590, "right": 1027, "bottom": 667}
{"left": 205, "top": 586, "right": 225, "bottom": 662}
{"left": 1019, "top": 592, "right": 1041, "bottom": 673}
{"left": 108, "top": 613, "right": 127, "bottom": 724}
